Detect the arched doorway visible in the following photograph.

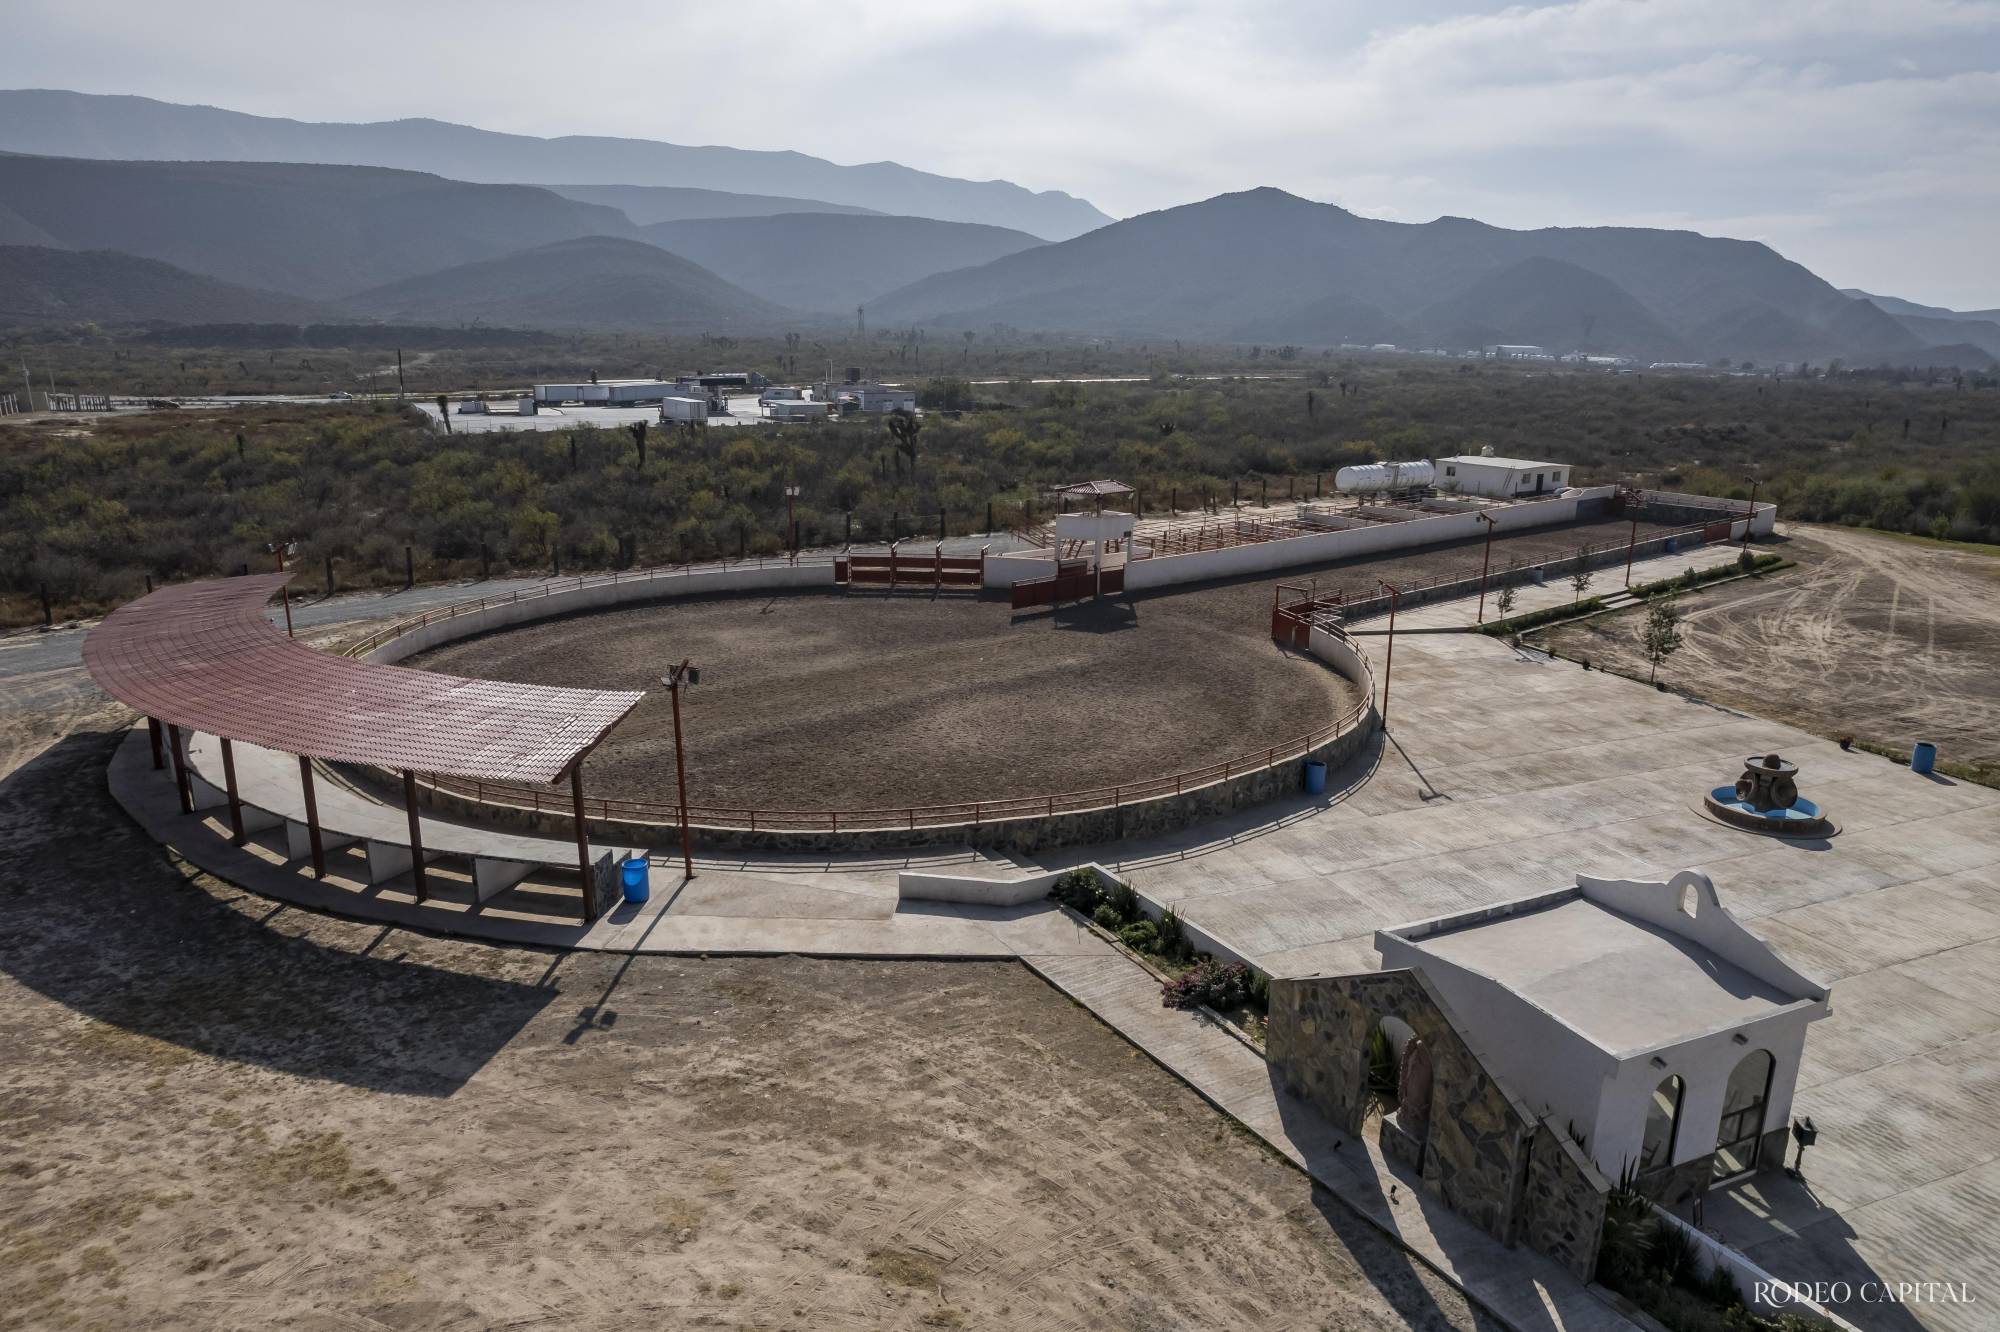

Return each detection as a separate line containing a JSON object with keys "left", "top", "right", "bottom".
{"left": 1638, "top": 1073, "right": 1684, "bottom": 1181}
{"left": 1397, "top": 1038, "right": 1434, "bottom": 1144}
{"left": 1713, "top": 1050, "right": 1775, "bottom": 1182}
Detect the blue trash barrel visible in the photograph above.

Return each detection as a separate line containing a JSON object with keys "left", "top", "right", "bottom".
{"left": 1665, "top": 536, "right": 1679, "bottom": 553}
{"left": 620, "top": 856, "right": 650, "bottom": 904}
{"left": 1911, "top": 741, "right": 1937, "bottom": 775}
{"left": 1304, "top": 760, "right": 1327, "bottom": 795}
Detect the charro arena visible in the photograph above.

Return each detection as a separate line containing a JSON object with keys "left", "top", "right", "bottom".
{"left": 84, "top": 476, "right": 2000, "bottom": 1331}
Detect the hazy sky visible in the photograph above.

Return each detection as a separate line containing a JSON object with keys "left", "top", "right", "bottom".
{"left": 7, "top": 0, "right": 1998, "bottom": 307}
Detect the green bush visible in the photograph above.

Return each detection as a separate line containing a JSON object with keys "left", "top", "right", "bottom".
{"left": 1366, "top": 1026, "right": 1398, "bottom": 1099}
{"left": 1091, "top": 902, "right": 1124, "bottom": 931}
{"left": 1479, "top": 596, "right": 1604, "bottom": 636}
{"left": 1106, "top": 879, "right": 1141, "bottom": 923}
{"left": 1048, "top": 868, "right": 1102, "bottom": 913}
{"left": 1156, "top": 907, "right": 1192, "bottom": 962}
{"left": 1117, "top": 919, "right": 1160, "bottom": 952}
{"left": 1629, "top": 552, "right": 1781, "bottom": 599}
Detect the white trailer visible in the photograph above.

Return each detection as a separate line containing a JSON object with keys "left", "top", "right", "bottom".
{"left": 658, "top": 396, "right": 709, "bottom": 423}
{"left": 534, "top": 383, "right": 610, "bottom": 405}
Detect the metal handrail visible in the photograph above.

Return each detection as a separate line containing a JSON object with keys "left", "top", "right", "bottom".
{"left": 417, "top": 693, "right": 1371, "bottom": 833}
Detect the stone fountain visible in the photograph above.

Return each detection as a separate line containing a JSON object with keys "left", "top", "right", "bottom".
{"left": 1703, "top": 753, "right": 1833, "bottom": 836}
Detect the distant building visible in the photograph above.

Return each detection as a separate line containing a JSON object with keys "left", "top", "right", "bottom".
{"left": 762, "top": 399, "right": 830, "bottom": 421}
{"left": 1485, "top": 344, "right": 1554, "bottom": 360}
{"left": 1434, "top": 452, "right": 1571, "bottom": 498}
{"left": 826, "top": 381, "right": 916, "bottom": 413}
{"left": 533, "top": 379, "right": 681, "bottom": 405}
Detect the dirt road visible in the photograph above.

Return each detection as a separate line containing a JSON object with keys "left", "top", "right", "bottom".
{"left": 1538, "top": 525, "right": 2000, "bottom": 771}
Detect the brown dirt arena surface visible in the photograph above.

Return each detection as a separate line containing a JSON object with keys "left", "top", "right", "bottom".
{"left": 413, "top": 590, "right": 1359, "bottom": 812}
{"left": 1535, "top": 525, "right": 2000, "bottom": 772}
{"left": 0, "top": 727, "right": 1478, "bottom": 1332}
{"left": 411, "top": 514, "right": 1680, "bottom": 812}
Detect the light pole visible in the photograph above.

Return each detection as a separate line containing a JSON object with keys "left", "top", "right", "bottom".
{"left": 1378, "top": 580, "right": 1401, "bottom": 730}
{"left": 1742, "top": 478, "right": 1759, "bottom": 549}
{"left": 1624, "top": 511, "right": 1641, "bottom": 587}
{"left": 1474, "top": 513, "right": 1497, "bottom": 624}
{"left": 784, "top": 483, "right": 801, "bottom": 561}
{"left": 661, "top": 658, "right": 700, "bottom": 879}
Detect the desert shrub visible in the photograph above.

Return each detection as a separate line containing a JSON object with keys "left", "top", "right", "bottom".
{"left": 1247, "top": 971, "right": 1270, "bottom": 1012}
{"left": 1155, "top": 907, "right": 1192, "bottom": 962}
{"left": 1161, "top": 959, "right": 1250, "bottom": 1010}
{"left": 1048, "top": 868, "right": 1101, "bottom": 913}
{"left": 1106, "top": 879, "right": 1141, "bottom": 923}
{"left": 1366, "top": 1026, "right": 1398, "bottom": 1099}
{"left": 1116, "top": 919, "right": 1159, "bottom": 952}
{"left": 1479, "top": 596, "right": 1604, "bottom": 636}
{"left": 1091, "top": 903, "right": 1123, "bottom": 931}
{"left": 1597, "top": 1166, "right": 1836, "bottom": 1332}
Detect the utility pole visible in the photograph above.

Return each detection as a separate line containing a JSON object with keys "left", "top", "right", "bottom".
{"left": 1474, "top": 513, "right": 1498, "bottom": 624}
{"left": 662, "top": 659, "right": 699, "bottom": 879}
{"left": 1742, "top": 479, "right": 1759, "bottom": 549}
{"left": 1378, "top": 581, "right": 1401, "bottom": 729}
{"left": 396, "top": 348, "right": 405, "bottom": 399}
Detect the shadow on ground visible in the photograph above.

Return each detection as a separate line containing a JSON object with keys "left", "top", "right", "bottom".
{"left": 0, "top": 729, "right": 553, "bottom": 1096}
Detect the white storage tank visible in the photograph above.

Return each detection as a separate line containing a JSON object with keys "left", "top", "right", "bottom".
{"left": 1334, "top": 460, "right": 1438, "bottom": 494}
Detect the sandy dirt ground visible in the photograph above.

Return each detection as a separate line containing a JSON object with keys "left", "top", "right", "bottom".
{"left": 413, "top": 515, "right": 1674, "bottom": 812}
{"left": 1535, "top": 525, "right": 2000, "bottom": 772}
{"left": 0, "top": 723, "right": 1481, "bottom": 1332}
{"left": 414, "top": 591, "right": 1359, "bottom": 811}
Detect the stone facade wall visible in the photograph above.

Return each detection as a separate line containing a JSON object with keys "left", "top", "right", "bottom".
{"left": 1269, "top": 968, "right": 1608, "bottom": 1277}
{"left": 1519, "top": 1123, "right": 1608, "bottom": 1282}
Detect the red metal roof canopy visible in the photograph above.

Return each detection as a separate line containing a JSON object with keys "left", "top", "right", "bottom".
{"left": 84, "top": 574, "right": 642, "bottom": 784}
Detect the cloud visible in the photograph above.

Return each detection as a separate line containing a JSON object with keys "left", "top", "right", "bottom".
{"left": 1, "top": 0, "right": 1996, "bottom": 304}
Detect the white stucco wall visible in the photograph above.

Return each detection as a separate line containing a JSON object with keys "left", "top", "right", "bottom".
{"left": 364, "top": 563, "right": 832, "bottom": 664}
{"left": 1591, "top": 1007, "right": 1818, "bottom": 1179}
{"left": 1122, "top": 489, "right": 1608, "bottom": 593}
{"left": 1376, "top": 925, "right": 1620, "bottom": 1155}
{"left": 1378, "top": 871, "right": 1828, "bottom": 1181}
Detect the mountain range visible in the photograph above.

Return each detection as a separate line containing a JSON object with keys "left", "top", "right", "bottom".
{"left": 639, "top": 213, "right": 1043, "bottom": 313}
{"left": 870, "top": 188, "right": 1989, "bottom": 365}
{"left": 341, "top": 235, "right": 784, "bottom": 331}
{"left": 0, "top": 89, "right": 1990, "bottom": 367}
{"left": 0, "top": 89, "right": 1109, "bottom": 241}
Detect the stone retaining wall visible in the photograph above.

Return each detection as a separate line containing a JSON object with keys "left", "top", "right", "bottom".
{"left": 1268, "top": 967, "right": 1606, "bottom": 1282}
{"left": 404, "top": 705, "right": 1378, "bottom": 855}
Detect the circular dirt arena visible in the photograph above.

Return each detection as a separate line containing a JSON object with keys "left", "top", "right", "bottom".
{"left": 411, "top": 588, "right": 1359, "bottom": 813}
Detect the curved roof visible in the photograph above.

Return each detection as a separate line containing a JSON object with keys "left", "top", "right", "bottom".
{"left": 83, "top": 573, "right": 642, "bottom": 784}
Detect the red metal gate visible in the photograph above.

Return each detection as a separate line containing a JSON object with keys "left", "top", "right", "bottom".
{"left": 839, "top": 548, "right": 984, "bottom": 589}
{"left": 1010, "top": 559, "right": 1101, "bottom": 609}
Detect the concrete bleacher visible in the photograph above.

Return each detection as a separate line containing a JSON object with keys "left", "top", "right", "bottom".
{"left": 181, "top": 732, "right": 644, "bottom": 912}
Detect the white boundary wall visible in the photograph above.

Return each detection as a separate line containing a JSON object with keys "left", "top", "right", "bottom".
{"left": 1120, "top": 489, "right": 1611, "bottom": 592}
{"left": 1648, "top": 1205, "right": 1861, "bottom": 1328}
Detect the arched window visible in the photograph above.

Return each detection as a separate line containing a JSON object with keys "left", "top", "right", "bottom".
{"left": 1639, "top": 1074, "right": 1685, "bottom": 1177}
{"left": 1713, "top": 1050, "right": 1775, "bottom": 1181}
